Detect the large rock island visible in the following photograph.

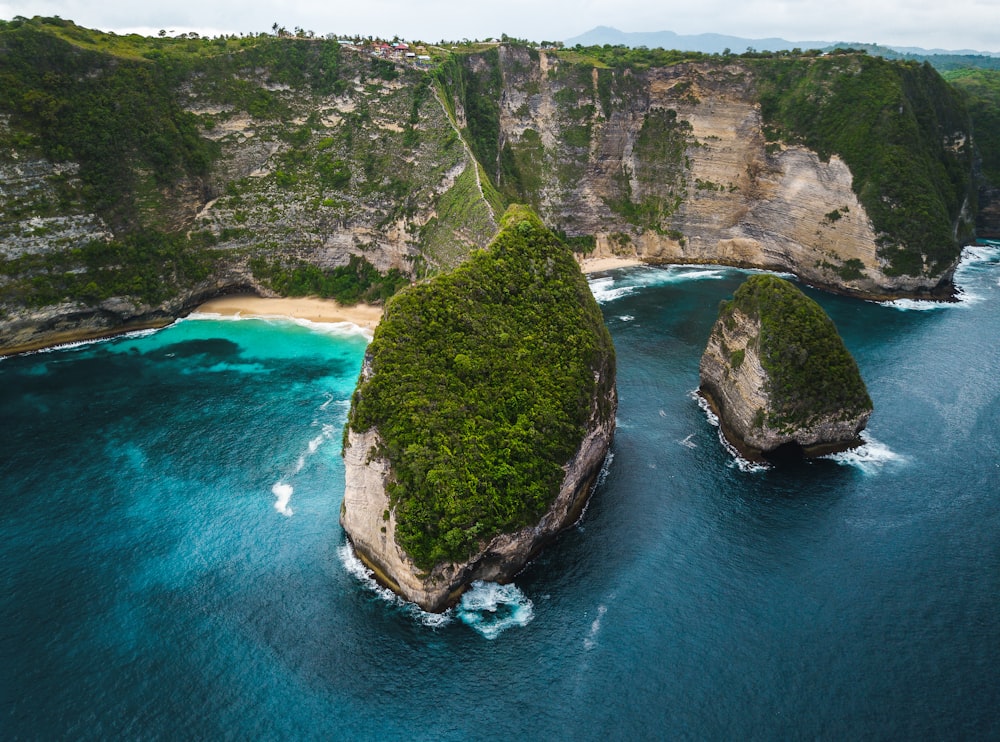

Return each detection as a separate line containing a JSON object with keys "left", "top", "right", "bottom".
{"left": 340, "top": 206, "right": 617, "bottom": 612}
{"left": 699, "top": 274, "right": 872, "bottom": 461}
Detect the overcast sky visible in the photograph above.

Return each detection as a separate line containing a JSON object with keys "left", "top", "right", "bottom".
{"left": 2, "top": 0, "right": 998, "bottom": 53}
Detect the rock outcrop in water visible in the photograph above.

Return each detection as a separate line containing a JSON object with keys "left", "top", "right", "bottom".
{"left": 340, "top": 206, "right": 616, "bottom": 611}
{"left": 699, "top": 274, "right": 872, "bottom": 460}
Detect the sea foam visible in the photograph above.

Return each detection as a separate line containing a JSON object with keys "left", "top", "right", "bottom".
{"left": 692, "top": 390, "right": 769, "bottom": 473}
{"left": 338, "top": 544, "right": 535, "bottom": 637}
{"left": 824, "top": 432, "right": 908, "bottom": 474}
{"left": 337, "top": 543, "right": 453, "bottom": 628}
{"left": 270, "top": 423, "right": 336, "bottom": 516}
{"left": 19, "top": 326, "right": 163, "bottom": 357}
{"left": 583, "top": 604, "right": 608, "bottom": 651}
{"left": 272, "top": 482, "right": 294, "bottom": 516}
{"left": 184, "top": 312, "right": 374, "bottom": 340}
{"left": 588, "top": 265, "right": 729, "bottom": 304}
{"left": 456, "top": 581, "right": 535, "bottom": 640}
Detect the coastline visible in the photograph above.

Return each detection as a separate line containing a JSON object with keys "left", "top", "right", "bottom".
{"left": 0, "top": 318, "right": 175, "bottom": 358}
{"left": 193, "top": 295, "right": 383, "bottom": 329}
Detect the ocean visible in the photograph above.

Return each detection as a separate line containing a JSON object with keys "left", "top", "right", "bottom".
{"left": 3, "top": 246, "right": 999, "bottom": 739}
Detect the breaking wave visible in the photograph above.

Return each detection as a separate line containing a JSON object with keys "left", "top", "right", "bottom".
{"left": 338, "top": 546, "right": 534, "bottom": 637}
{"left": 19, "top": 327, "right": 163, "bottom": 357}
{"left": 270, "top": 423, "right": 336, "bottom": 516}
{"left": 583, "top": 604, "right": 608, "bottom": 651}
{"left": 185, "top": 312, "right": 373, "bottom": 340}
{"left": 824, "top": 432, "right": 908, "bottom": 475}
{"left": 692, "top": 390, "right": 769, "bottom": 473}
{"left": 588, "top": 265, "right": 728, "bottom": 304}
{"left": 456, "top": 581, "right": 535, "bottom": 640}
{"left": 337, "top": 543, "right": 452, "bottom": 628}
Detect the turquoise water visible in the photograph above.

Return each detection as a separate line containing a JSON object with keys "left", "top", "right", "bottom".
{"left": 3, "top": 247, "right": 1000, "bottom": 739}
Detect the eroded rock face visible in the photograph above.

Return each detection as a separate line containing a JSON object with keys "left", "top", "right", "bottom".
{"left": 485, "top": 51, "right": 965, "bottom": 299}
{"left": 698, "top": 274, "right": 872, "bottom": 460}
{"left": 341, "top": 366, "right": 616, "bottom": 612}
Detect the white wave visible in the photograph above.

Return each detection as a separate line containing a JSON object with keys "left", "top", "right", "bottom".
{"left": 588, "top": 264, "right": 733, "bottom": 304}
{"left": 824, "top": 432, "right": 908, "bottom": 474}
{"left": 692, "top": 390, "right": 769, "bottom": 473}
{"left": 594, "top": 450, "right": 614, "bottom": 489}
{"left": 456, "top": 581, "right": 535, "bottom": 640}
{"left": 881, "top": 298, "right": 951, "bottom": 312}
{"left": 678, "top": 433, "right": 697, "bottom": 449}
{"left": 271, "top": 424, "right": 337, "bottom": 516}
{"left": 583, "top": 603, "right": 608, "bottom": 651}
{"left": 587, "top": 277, "right": 636, "bottom": 304}
{"left": 960, "top": 243, "right": 1000, "bottom": 265}
{"left": 337, "top": 543, "right": 453, "bottom": 628}
{"left": 272, "top": 482, "right": 294, "bottom": 516}
{"left": 617, "top": 315, "right": 634, "bottom": 322}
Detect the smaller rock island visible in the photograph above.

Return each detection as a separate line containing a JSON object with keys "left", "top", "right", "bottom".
{"left": 699, "top": 274, "right": 872, "bottom": 461}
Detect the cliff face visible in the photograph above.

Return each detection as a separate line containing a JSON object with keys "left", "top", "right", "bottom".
{"left": 0, "top": 23, "right": 985, "bottom": 353}
{"left": 447, "top": 48, "right": 974, "bottom": 298}
{"left": 0, "top": 21, "right": 500, "bottom": 354}
{"left": 340, "top": 207, "right": 616, "bottom": 611}
{"left": 699, "top": 274, "right": 872, "bottom": 459}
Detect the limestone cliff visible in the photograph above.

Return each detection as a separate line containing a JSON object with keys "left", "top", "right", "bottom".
{"left": 0, "top": 23, "right": 987, "bottom": 353}
{"left": 699, "top": 274, "right": 872, "bottom": 460}
{"left": 340, "top": 207, "right": 616, "bottom": 611}
{"left": 445, "top": 47, "right": 976, "bottom": 299}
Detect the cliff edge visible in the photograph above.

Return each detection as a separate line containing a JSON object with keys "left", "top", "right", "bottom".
{"left": 340, "top": 206, "right": 616, "bottom": 611}
{"left": 699, "top": 274, "right": 872, "bottom": 460}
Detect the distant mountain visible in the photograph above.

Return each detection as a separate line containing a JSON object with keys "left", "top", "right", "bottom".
{"left": 563, "top": 26, "right": 827, "bottom": 54}
{"left": 563, "top": 25, "right": 1000, "bottom": 58}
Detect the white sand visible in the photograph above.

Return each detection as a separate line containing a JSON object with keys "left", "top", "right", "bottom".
{"left": 578, "top": 256, "right": 644, "bottom": 274}
{"left": 194, "top": 295, "right": 383, "bottom": 329}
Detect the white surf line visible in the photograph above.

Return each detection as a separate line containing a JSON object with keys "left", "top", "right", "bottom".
{"left": 272, "top": 423, "right": 337, "bottom": 516}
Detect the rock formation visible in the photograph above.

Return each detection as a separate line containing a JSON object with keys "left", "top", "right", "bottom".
{"left": 699, "top": 274, "right": 872, "bottom": 460}
{"left": 340, "top": 207, "right": 616, "bottom": 611}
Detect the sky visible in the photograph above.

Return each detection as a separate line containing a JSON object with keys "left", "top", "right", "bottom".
{"left": 2, "top": 0, "right": 998, "bottom": 53}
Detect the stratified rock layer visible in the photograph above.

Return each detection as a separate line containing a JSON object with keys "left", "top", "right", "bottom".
{"left": 699, "top": 274, "right": 872, "bottom": 460}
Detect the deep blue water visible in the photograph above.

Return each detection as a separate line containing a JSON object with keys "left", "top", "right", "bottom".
{"left": 3, "top": 247, "right": 1000, "bottom": 740}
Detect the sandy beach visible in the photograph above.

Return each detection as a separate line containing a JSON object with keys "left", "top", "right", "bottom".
{"left": 578, "top": 256, "right": 644, "bottom": 274}
{"left": 194, "top": 295, "right": 383, "bottom": 329}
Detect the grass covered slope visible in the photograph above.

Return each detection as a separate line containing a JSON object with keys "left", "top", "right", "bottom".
{"left": 723, "top": 274, "right": 872, "bottom": 432}
{"left": 347, "top": 205, "right": 615, "bottom": 569}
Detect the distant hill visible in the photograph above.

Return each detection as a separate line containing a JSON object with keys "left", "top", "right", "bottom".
{"left": 564, "top": 25, "right": 1000, "bottom": 59}
{"left": 563, "top": 25, "right": 827, "bottom": 54}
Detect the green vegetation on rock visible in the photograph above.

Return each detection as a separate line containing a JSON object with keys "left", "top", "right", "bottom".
{"left": 249, "top": 254, "right": 410, "bottom": 305}
{"left": 752, "top": 53, "right": 974, "bottom": 276}
{"left": 720, "top": 274, "right": 872, "bottom": 430}
{"left": 0, "top": 17, "right": 218, "bottom": 228}
{"left": 943, "top": 68, "right": 1000, "bottom": 186}
{"left": 347, "top": 206, "right": 615, "bottom": 569}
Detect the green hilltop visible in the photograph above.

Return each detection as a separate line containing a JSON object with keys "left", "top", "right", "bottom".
{"left": 347, "top": 206, "right": 615, "bottom": 569}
